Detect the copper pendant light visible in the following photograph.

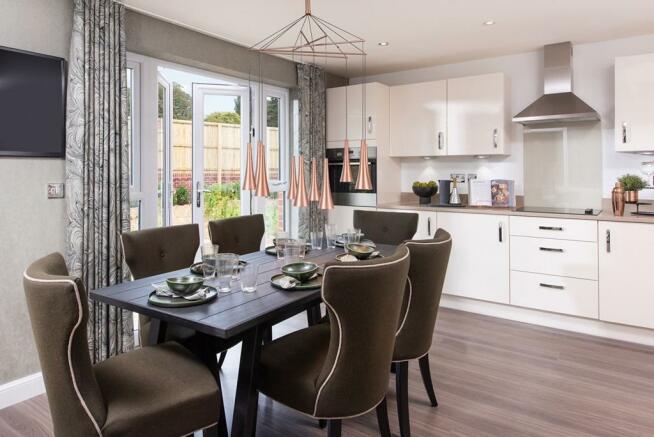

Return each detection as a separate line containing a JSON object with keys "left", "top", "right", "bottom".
{"left": 309, "top": 158, "right": 320, "bottom": 202}
{"left": 243, "top": 142, "right": 256, "bottom": 191}
{"left": 255, "top": 141, "right": 270, "bottom": 197}
{"left": 319, "top": 158, "right": 334, "bottom": 210}
{"left": 288, "top": 155, "right": 298, "bottom": 200}
{"left": 355, "top": 139, "right": 373, "bottom": 190}
{"left": 293, "top": 154, "right": 309, "bottom": 207}
{"left": 340, "top": 139, "right": 353, "bottom": 183}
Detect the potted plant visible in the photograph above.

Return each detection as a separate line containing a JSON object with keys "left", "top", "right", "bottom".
{"left": 618, "top": 174, "right": 647, "bottom": 203}
{"left": 412, "top": 180, "right": 438, "bottom": 204}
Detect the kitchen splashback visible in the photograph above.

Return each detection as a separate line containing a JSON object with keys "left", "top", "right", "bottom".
{"left": 523, "top": 121, "right": 602, "bottom": 210}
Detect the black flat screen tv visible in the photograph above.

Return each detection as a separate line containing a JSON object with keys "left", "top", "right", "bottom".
{"left": 0, "top": 46, "right": 66, "bottom": 157}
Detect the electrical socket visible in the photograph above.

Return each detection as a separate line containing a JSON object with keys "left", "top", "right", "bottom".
{"left": 47, "top": 183, "right": 65, "bottom": 199}
{"left": 467, "top": 173, "right": 478, "bottom": 182}
{"left": 450, "top": 173, "right": 466, "bottom": 184}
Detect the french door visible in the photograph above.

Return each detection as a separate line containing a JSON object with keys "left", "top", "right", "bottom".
{"left": 191, "top": 84, "right": 251, "bottom": 243}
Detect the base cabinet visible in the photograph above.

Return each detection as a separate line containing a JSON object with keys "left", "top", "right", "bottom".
{"left": 599, "top": 221, "right": 654, "bottom": 329}
{"left": 438, "top": 212, "right": 510, "bottom": 303}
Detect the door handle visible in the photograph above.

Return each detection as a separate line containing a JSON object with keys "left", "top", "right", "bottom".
{"left": 437, "top": 131, "right": 443, "bottom": 150}
{"left": 498, "top": 222, "right": 503, "bottom": 242}
{"left": 367, "top": 116, "right": 373, "bottom": 134}
{"left": 539, "top": 247, "right": 564, "bottom": 253}
{"left": 196, "top": 181, "right": 202, "bottom": 208}
{"left": 606, "top": 229, "right": 611, "bottom": 253}
{"left": 493, "top": 128, "right": 498, "bottom": 148}
{"left": 539, "top": 226, "right": 563, "bottom": 231}
{"left": 539, "top": 283, "right": 565, "bottom": 290}
{"left": 622, "top": 122, "right": 628, "bottom": 144}
{"left": 427, "top": 217, "right": 432, "bottom": 236}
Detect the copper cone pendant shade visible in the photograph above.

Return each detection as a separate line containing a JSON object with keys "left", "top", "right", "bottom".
{"left": 309, "top": 158, "right": 320, "bottom": 202}
{"left": 340, "top": 139, "right": 353, "bottom": 183}
{"left": 255, "top": 141, "right": 270, "bottom": 197}
{"left": 355, "top": 140, "right": 373, "bottom": 190}
{"left": 293, "top": 155, "right": 309, "bottom": 207}
{"left": 243, "top": 142, "right": 257, "bottom": 191}
{"left": 288, "top": 155, "right": 298, "bottom": 200}
{"left": 319, "top": 158, "right": 334, "bottom": 210}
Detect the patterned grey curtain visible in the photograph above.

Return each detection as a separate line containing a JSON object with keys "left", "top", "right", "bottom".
{"left": 297, "top": 63, "right": 326, "bottom": 238}
{"left": 65, "top": 0, "right": 133, "bottom": 363}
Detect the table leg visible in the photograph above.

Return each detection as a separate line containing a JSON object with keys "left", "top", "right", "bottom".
{"left": 147, "top": 318, "right": 168, "bottom": 345}
{"left": 231, "top": 326, "right": 265, "bottom": 437}
{"left": 307, "top": 304, "right": 322, "bottom": 326}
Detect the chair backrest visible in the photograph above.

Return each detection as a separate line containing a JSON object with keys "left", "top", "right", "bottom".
{"left": 208, "top": 214, "right": 265, "bottom": 255}
{"left": 353, "top": 210, "right": 418, "bottom": 245}
{"left": 394, "top": 229, "right": 452, "bottom": 361}
{"left": 314, "top": 246, "right": 410, "bottom": 418}
{"left": 121, "top": 223, "right": 200, "bottom": 279}
{"left": 23, "top": 253, "right": 107, "bottom": 436}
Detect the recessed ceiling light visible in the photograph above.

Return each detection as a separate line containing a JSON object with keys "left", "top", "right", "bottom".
{"left": 483, "top": 20, "right": 495, "bottom": 26}
{"left": 378, "top": 41, "right": 390, "bottom": 47}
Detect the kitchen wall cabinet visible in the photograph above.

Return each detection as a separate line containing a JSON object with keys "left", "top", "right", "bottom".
{"left": 614, "top": 53, "right": 654, "bottom": 152}
{"left": 599, "top": 221, "right": 654, "bottom": 329}
{"left": 438, "top": 212, "right": 510, "bottom": 303}
{"left": 326, "top": 82, "right": 389, "bottom": 148}
{"left": 389, "top": 80, "right": 447, "bottom": 157}
{"left": 447, "top": 73, "right": 509, "bottom": 156}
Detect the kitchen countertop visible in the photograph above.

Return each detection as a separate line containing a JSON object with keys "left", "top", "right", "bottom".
{"left": 377, "top": 197, "right": 654, "bottom": 224}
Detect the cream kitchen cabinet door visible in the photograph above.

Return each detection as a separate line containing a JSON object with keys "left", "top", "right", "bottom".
{"left": 390, "top": 80, "right": 447, "bottom": 157}
{"left": 599, "top": 221, "right": 654, "bottom": 329}
{"left": 446, "top": 73, "right": 509, "bottom": 156}
{"left": 438, "top": 212, "right": 510, "bottom": 303}
{"left": 615, "top": 53, "right": 654, "bottom": 152}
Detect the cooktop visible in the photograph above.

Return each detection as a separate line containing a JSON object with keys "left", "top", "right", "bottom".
{"left": 517, "top": 206, "right": 601, "bottom": 216}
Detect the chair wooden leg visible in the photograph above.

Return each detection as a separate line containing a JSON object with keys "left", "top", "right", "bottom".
{"left": 327, "top": 419, "right": 342, "bottom": 437}
{"left": 396, "top": 361, "right": 411, "bottom": 437}
{"left": 217, "top": 351, "right": 227, "bottom": 369}
{"left": 307, "top": 304, "right": 321, "bottom": 326}
{"left": 418, "top": 355, "right": 438, "bottom": 407}
{"left": 318, "top": 419, "right": 327, "bottom": 429}
{"left": 376, "top": 397, "right": 392, "bottom": 437}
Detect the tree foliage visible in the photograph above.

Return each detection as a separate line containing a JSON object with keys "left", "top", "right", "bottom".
{"left": 205, "top": 111, "right": 241, "bottom": 124}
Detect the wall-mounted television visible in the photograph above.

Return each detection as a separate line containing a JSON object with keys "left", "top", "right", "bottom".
{"left": 0, "top": 46, "right": 66, "bottom": 157}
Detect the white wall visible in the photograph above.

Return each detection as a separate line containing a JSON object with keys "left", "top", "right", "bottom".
{"left": 0, "top": 0, "right": 72, "bottom": 385}
{"left": 354, "top": 34, "right": 654, "bottom": 200}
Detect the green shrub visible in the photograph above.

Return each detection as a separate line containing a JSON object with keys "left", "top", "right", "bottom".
{"left": 619, "top": 174, "right": 647, "bottom": 192}
{"left": 204, "top": 182, "right": 241, "bottom": 219}
{"left": 173, "top": 186, "right": 190, "bottom": 205}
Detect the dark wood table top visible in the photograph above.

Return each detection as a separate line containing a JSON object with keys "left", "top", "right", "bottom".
{"left": 90, "top": 244, "right": 396, "bottom": 340}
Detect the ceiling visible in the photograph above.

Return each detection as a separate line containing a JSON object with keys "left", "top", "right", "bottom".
{"left": 122, "top": 0, "right": 654, "bottom": 76}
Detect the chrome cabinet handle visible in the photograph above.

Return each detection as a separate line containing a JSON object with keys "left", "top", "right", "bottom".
{"left": 622, "top": 122, "right": 628, "bottom": 144}
{"left": 540, "top": 283, "right": 565, "bottom": 290}
{"left": 427, "top": 217, "right": 432, "bottom": 236}
{"left": 493, "top": 128, "right": 498, "bottom": 148}
{"left": 367, "top": 116, "right": 373, "bottom": 134}
{"left": 539, "top": 247, "right": 564, "bottom": 253}
{"left": 539, "top": 226, "right": 563, "bottom": 231}
{"left": 437, "top": 131, "right": 443, "bottom": 150}
{"left": 498, "top": 222, "right": 503, "bottom": 242}
{"left": 606, "top": 229, "right": 611, "bottom": 253}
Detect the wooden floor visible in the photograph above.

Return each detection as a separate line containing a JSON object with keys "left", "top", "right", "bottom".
{"left": 2, "top": 308, "right": 654, "bottom": 436}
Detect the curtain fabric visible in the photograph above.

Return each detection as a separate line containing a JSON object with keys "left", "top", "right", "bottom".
{"left": 65, "top": 0, "right": 133, "bottom": 363}
{"left": 297, "top": 64, "right": 326, "bottom": 237}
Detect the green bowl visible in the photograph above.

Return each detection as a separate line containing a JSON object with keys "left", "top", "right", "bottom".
{"left": 166, "top": 276, "right": 205, "bottom": 296}
{"left": 345, "top": 243, "right": 375, "bottom": 260}
{"left": 281, "top": 262, "right": 319, "bottom": 282}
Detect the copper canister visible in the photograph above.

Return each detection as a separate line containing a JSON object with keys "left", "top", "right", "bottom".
{"left": 612, "top": 181, "right": 625, "bottom": 216}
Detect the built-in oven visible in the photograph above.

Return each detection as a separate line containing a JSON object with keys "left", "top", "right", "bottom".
{"left": 326, "top": 147, "right": 377, "bottom": 207}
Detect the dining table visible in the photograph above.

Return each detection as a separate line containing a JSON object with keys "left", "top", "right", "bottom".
{"left": 90, "top": 243, "right": 397, "bottom": 437}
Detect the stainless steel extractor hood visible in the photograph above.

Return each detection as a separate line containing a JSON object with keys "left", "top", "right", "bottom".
{"left": 513, "top": 42, "right": 600, "bottom": 125}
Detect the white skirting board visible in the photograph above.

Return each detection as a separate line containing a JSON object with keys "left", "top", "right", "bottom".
{"left": 0, "top": 372, "right": 44, "bottom": 411}
{"left": 441, "top": 294, "right": 654, "bottom": 347}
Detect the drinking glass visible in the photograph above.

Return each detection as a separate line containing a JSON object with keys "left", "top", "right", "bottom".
{"left": 216, "top": 253, "right": 237, "bottom": 293}
{"left": 345, "top": 228, "right": 362, "bottom": 244}
{"left": 282, "top": 239, "right": 305, "bottom": 263}
{"left": 325, "top": 224, "right": 338, "bottom": 249}
{"left": 310, "top": 231, "right": 323, "bottom": 250}
{"left": 275, "top": 238, "right": 292, "bottom": 260}
{"left": 201, "top": 244, "right": 218, "bottom": 280}
{"left": 240, "top": 263, "right": 259, "bottom": 293}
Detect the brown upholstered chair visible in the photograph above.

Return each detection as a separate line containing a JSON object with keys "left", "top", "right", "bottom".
{"left": 23, "top": 253, "right": 224, "bottom": 437}
{"left": 208, "top": 214, "right": 265, "bottom": 254}
{"left": 256, "top": 246, "right": 411, "bottom": 437}
{"left": 353, "top": 210, "right": 418, "bottom": 245}
{"left": 120, "top": 223, "right": 200, "bottom": 346}
{"left": 393, "top": 229, "right": 452, "bottom": 437}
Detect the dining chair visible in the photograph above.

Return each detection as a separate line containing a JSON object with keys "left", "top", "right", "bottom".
{"left": 393, "top": 229, "right": 452, "bottom": 437}
{"left": 208, "top": 214, "right": 265, "bottom": 254}
{"left": 255, "top": 245, "right": 411, "bottom": 437}
{"left": 23, "top": 252, "right": 225, "bottom": 437}
{"left": 353, "top": 210, "right": 419, "bottom": 244}
{"left": 120, "top": 223, "right": 200, "bottom": 346}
